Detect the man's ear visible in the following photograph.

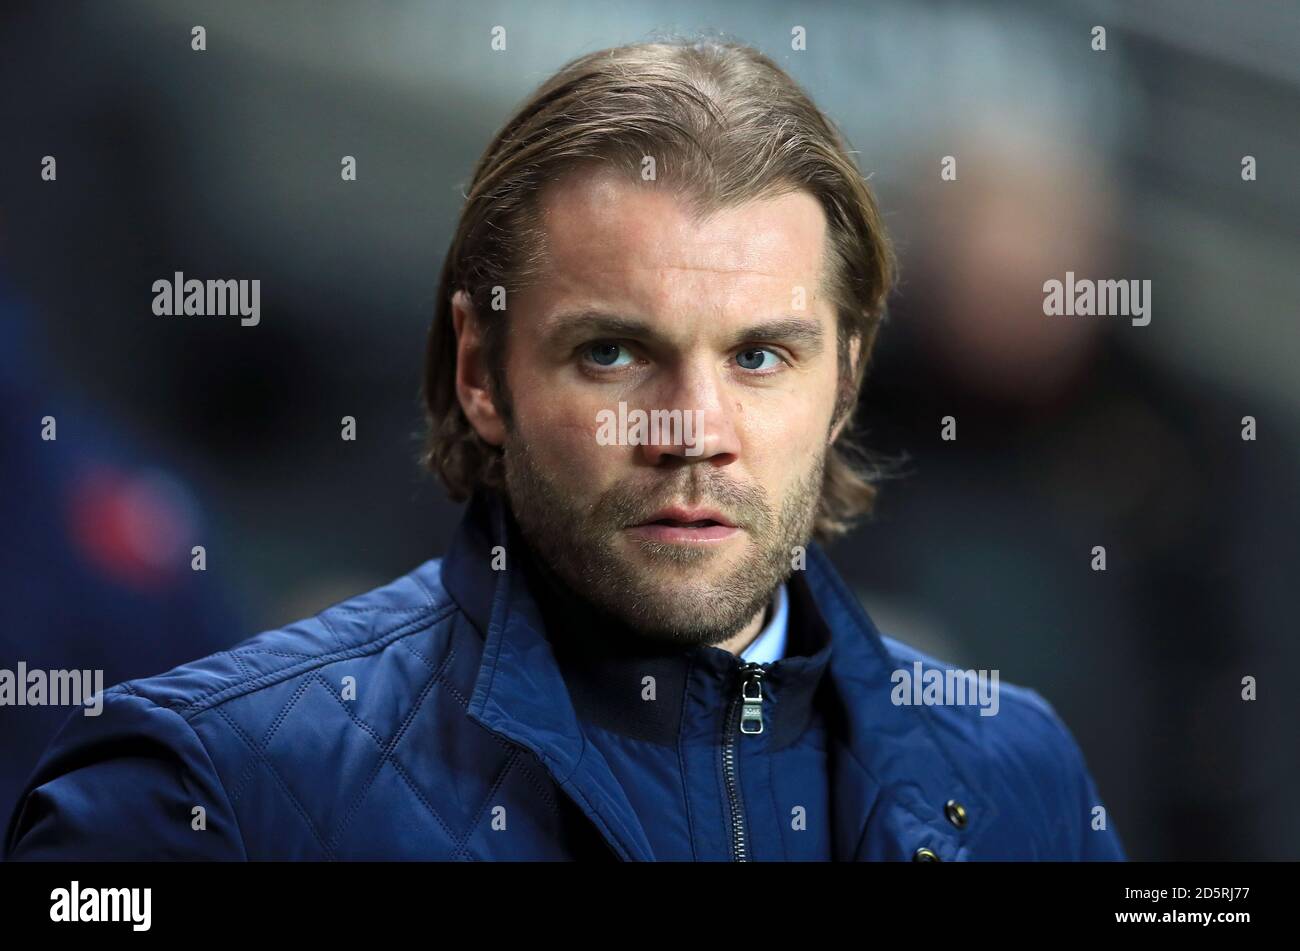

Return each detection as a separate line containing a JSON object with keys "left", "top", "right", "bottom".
{"left": 829, "top": 333, "right": 862, "bottom": 445}
{"left": 452, "top": 290, "right": 507, "bottom": 447}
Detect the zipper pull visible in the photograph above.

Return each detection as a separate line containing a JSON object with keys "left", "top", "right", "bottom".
{"left": 738, "top": 662, "right": 766, "bottom": 735}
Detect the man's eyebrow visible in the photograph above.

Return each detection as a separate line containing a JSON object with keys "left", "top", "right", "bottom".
{"left": 727, "top": 317, "right": 825, "bottom": 353}
{"left": 542, "top": 310, "right": 826, "bottom": 353}
{"left": 543, "top": 311, "right": 653, "bottom": 342}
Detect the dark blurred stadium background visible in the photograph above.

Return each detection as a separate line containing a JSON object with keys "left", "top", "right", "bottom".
{"left": 1, "top": 0, "right": 1297, "bottom": 860}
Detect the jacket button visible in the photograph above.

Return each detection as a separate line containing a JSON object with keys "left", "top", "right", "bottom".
{"left": 913, "top": 847, "right": 942, "bottom": 862}
{"left": 944, "top": 799, "right": 968, "bottom": 828}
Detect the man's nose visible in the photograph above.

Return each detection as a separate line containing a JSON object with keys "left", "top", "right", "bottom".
{"left": 633, "top": 364, "right": 741, "bottom": 467}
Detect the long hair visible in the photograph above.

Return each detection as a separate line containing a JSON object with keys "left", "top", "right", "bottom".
{"left": 420, "top": 38, "right": 896, "bottom": 544}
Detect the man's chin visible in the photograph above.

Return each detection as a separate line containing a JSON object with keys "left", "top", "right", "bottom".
{"left": 606, "top": 549, "right": 743, "bottom": 602}
{"left": 595, "top": 544, "right": 772, "bottom": 643}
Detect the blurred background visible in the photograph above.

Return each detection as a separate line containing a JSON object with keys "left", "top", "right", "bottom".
{"left": 1, "top": 0, "right": 1297, "bottom": 859}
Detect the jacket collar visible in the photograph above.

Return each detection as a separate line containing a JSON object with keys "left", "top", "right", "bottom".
{"left": 444, "top": 489, "right": 654, "bottom": 859}
{"left": 514, "top": 516, "right": 831, "bottom": 751}
{"left": 800, "top": 528, "right": 1002, "bottom": 860}
{"left": 443, "top": 488, "right": 998, "bottom": 861}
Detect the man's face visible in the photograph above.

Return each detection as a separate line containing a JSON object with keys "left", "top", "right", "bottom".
{"left": 462, "top": 170, "right": 849, "bottom": 647}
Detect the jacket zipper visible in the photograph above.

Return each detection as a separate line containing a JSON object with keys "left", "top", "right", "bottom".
{"left": 722, "top": 660, "right": 767, "bottom": 862}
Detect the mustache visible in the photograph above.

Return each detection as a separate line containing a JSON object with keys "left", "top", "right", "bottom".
{"left": 598, "top": 472, "right": 771, "bottom": 531}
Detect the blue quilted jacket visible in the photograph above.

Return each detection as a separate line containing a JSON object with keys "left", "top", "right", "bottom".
{"left": 5, "top": 490, "right": 1125, "bottom": 861}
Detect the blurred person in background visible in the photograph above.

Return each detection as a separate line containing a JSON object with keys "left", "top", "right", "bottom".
{"left": 0, "top": 272, "right": 241, "bottom": 828}
{"left": 850, "top": 122, "right": 1300, "bottom": 860}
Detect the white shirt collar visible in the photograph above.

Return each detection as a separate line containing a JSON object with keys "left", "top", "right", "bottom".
{"left": 739, "top": 582, "right": 789, "bottom": 664}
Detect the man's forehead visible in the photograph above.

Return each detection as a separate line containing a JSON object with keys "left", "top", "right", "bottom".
{"left": 535, "top": 171, "right": 829, "bottom": 286}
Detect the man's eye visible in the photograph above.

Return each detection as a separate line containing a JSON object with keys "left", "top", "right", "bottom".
{"left": 736, "top": 347, "right": 781, "bottom": 371}
{"left": 583, "top": 342, "right": 634, "bottom": 368}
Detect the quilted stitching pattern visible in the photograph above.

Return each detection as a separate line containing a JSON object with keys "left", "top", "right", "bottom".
{"left": 126, "top": 561, "right": 563, "bottom": 860}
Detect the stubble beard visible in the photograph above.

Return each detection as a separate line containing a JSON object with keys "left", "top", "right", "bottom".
{"left": 500, "top": 425, "right": 825, "bottom": 648}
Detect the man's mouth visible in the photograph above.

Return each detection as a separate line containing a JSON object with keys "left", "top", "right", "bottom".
{"left": 627, "top": 507, "right": 740, "bottom": 544}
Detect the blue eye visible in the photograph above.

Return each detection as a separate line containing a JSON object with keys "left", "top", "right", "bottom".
{"left": 584, "top": 342, "right": 633, "bottom": 368}
{"left": 736, "top": 348, "right": 780, "bottom": 371}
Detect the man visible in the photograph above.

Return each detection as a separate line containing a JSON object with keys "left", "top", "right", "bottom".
{"left": 5, "top": 39, "right": 1124, "bottom": 861}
